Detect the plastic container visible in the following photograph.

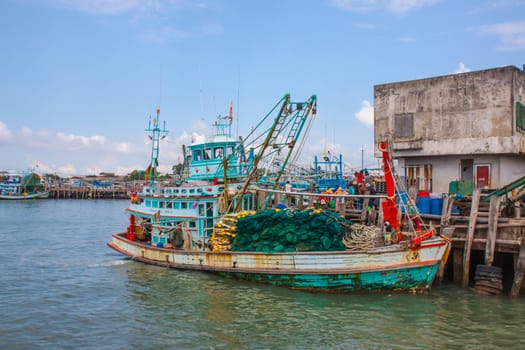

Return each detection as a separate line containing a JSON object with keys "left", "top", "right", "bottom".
{"left": 431, "top": 197, "right": 443, "bottom": 215}
{"left": 417, "top": 196, "right": 431, "bottom": 214}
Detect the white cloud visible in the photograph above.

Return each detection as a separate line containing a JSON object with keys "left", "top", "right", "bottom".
{"left": 58, "top": 164, "right": 78, "bottom": 176}
{"left": 353, "top": 23, "right": 380, "bottom": 30}
{"left": 355, "top": 100, "right": 374, "bottom": 127}
{"left": 454, "top": 62, "right": 471, "bottom": 74}
{"left": 51, "top": 0, "right": 144, "bottom": 15}
{"left": 388, "top": 0, "right": 438, "bottom": 13}
{"left": 139, "top": 26, "right": 192, "bottom": 43}
{"left": 0, "top": 121, "right": 13, "bottom": 143}
{"left": 399, "top": 36, "right": 417, "bottom": 43}
{"left": 200, "top": 22, "right": 224, "bottom": 36}
{"left": 471, "top": 21, "right": 525, "bottom": 51}
{"left": 13, "top": 126, "right": 135, "bottom": 154}
{"left": 332, "top": 0, "right": 438, "bottom": 13}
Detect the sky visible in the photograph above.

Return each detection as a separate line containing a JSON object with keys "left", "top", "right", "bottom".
{"left": 1, "top": 0, "right": 525, "bottom": 177}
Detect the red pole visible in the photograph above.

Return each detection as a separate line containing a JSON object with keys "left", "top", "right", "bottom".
{"left": 378, "top": 141, "right": 400, "bottom": 234}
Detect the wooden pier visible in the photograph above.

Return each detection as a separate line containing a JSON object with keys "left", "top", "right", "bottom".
{"left": 47, "top": 186, "right": 130, "bottom": 199}
{"left": 260, "top": 188, "right": 525, "bottom": 297}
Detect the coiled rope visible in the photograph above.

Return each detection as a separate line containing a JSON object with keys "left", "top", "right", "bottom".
{"left": 342, "top": 223, "right": 381, "bottom": 251}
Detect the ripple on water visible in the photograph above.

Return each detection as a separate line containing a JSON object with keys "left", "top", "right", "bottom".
{"left": 1, "top": 200, "right": 525, "bottom": 349}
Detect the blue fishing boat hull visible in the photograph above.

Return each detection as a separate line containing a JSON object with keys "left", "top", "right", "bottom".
{"left": 221, "top": 264, "right": 439, "bottom": 292}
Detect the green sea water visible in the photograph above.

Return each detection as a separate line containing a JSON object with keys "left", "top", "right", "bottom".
{"left": 1, "top": 200, "right": 524, "bottom": 350}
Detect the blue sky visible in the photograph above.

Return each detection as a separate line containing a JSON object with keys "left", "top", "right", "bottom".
{"left": 1, "top": 0, "right": 524, "bottom": 176}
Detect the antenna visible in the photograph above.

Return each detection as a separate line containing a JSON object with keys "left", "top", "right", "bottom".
{"left": 157, "top": 65, "right": 163, "bottom": 110}
{"left": 237, "top": 66, "right": 241, "bottom": 138}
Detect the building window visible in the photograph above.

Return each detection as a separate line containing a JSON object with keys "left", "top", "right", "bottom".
{"left": 517, "top": 102, "right": 525, "bottom": 131}
{"left": 405, "top": 164, "right": 433, "bottom": 192}
{"left": 394, "top": 113, "right": 414, "bottom": 139}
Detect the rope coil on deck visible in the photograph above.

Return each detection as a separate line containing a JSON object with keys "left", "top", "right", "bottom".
{"left": 342, "top": 223, "right": 382, "bottom": 250}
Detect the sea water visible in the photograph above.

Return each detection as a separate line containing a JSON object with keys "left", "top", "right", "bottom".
{"left": 1, "top": 200, "right": 525, "bottom": 350}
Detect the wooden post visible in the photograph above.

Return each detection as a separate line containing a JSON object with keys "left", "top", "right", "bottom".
{"left": 484, "top": 196, "right": 502, "bottom": 266}
{"left": 453, "top": 248, "right": 463, "bottom": 284}
{"left": 339, "top": 195, "right": 346, "bottom": 218}
{"left": 360, "top": 195, "right": 370, "bottom": 223}
{"left": 440, "top": 194, "right": 455, "bottom": 227}
{"left": 377, "top": 198, "right": 384, "bottom": 228}
{"left": 461, "top": 188, "right": 480, "bottom": 288}
{"left": 510, "top": 241, "right": 525, "bottom": 298}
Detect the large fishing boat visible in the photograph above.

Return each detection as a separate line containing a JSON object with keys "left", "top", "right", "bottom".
{"left": 0, "top": 172, "right": 49, "bottom": 200}
{"left": 108, "top": 95, "right": 450, "bottom": 292}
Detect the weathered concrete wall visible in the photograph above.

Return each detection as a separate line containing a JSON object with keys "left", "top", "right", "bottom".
{"left": 374, "top": 66, "right": 525, "bottom": 157}
{"left": 397, "top": 154, "right": 525, "bottom": 193}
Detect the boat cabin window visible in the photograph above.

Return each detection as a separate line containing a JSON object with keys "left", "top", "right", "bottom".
{"left": 166, "top": 201, "right": 173, "bottom": 209}
{"left": 152, "top": 201, "right": 159, "bottom": 208}
{"left": 189, "top": 221, "right": 196, "bottom": 228}
{"left": 226, "top": 146, "right": 234, "bottom": 156}
{"left": 214, "top": 147, "right": 224, "bottom": 159}
{"left": 204, "top": 148, "right": 211, "bottom": 160}
{"left": 181, "top": 189, "right": 187, "bottom": 195}
{"left": 194, "top": 149, "right": 202, "bottom": 161}
{"left": 174, "top": 202, "right": 180, "bottom": 209}
{"left": 173, "top": 189, "right": 179, "bottom": 194}
{"left": 181, "top": 202, "right": 188, "bottom": 209}
{"left": 145, "top": 200, "right": 151, "bottom": 207}
{"left": 159, "top": 201, "right": 165, "bottom": 208}
{"left": 189, "top": 189, "right": 195, "bottom": 194}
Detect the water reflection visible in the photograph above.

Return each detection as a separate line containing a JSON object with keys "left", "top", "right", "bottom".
{"left": 121, "top": 261, "right": 525, "bottom": 349}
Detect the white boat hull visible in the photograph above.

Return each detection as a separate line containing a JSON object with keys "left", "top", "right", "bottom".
{"left": 108, "top": 232, "right": 449, "bottom": 292}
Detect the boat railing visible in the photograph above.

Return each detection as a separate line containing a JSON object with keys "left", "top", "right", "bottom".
{"left": 250, "top": 186, "right": 388, "bottom": 200}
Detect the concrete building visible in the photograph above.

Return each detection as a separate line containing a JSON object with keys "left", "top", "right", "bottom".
{"left": 374, "top": 65, "right": 525, "bottom": 194}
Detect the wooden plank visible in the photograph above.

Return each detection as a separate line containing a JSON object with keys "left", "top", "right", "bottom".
{"left": 511, "top": 241, "right": 525, "bottom": 298}
{"left": 484, "top": 195, "right": 502, "bottom": 266}
{"left": 462, "top": 188, "right": 480, "bottom": 288}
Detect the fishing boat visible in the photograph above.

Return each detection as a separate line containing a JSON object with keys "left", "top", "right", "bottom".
{"left": 108, "top": 95, "right": 450, "bottom": 292}
{"left": 0, "top": 172, "right": 49, "bottom": 200}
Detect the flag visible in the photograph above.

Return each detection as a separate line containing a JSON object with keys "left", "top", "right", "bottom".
{"left": 229, "top": 101, "right": 233, "bottom": 124}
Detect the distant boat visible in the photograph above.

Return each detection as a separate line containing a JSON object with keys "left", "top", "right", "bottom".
{"left": 108, "top": 96, "right": 450, "bottom": 293}
{"left": 0, "top": 172, "right": 49, "bottom": 200}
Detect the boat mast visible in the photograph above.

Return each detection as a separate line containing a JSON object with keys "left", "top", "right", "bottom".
{"left": 145, "top": 109, "right": 168, "bottom": 187}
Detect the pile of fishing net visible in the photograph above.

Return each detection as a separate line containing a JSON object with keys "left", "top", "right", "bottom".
{"left": 210, "top": 211, "right": 255, "bottom": 251}
{"left": 227, "top": 208, "right": 350, "bottom": 253}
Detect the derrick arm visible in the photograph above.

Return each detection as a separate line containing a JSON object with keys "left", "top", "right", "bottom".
{"left": 229, "top": 94, "right": 317, "bottom": 212}
{"left": 378, "top": 141, "right": 400, "bottom": 234}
